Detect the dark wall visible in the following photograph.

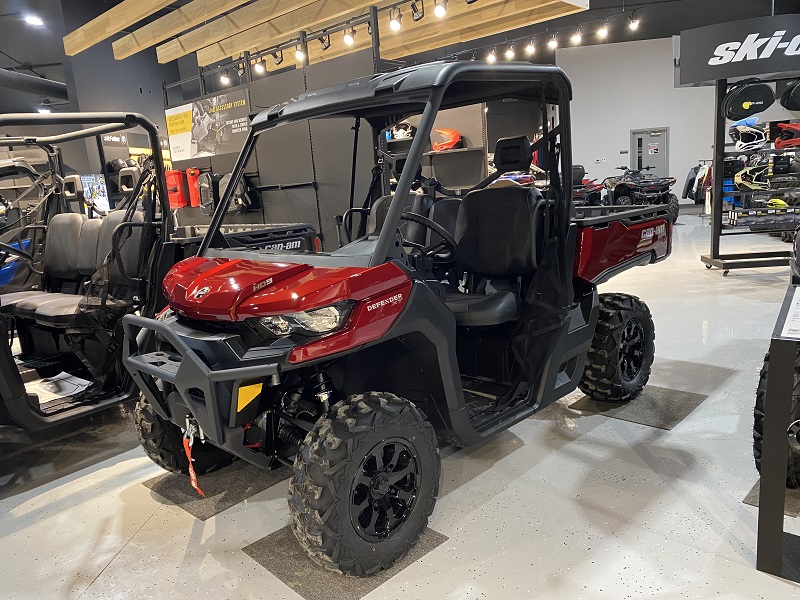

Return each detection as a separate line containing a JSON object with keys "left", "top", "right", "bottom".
{"left": 60, "top": 0, "right": 179, "bottom": 172}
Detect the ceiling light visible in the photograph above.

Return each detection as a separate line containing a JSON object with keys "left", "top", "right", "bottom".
{"left": 571, "top": 28, "right": 582, "bottom": 45}
{"left": 319, "top": 34, "right": 331, "bottom": 50}
{"left": 253, "top": 60, "right": 265, "bottom": 74}
{"left": 343, "top": 27, "right": 356, "bottom": 46}
{"left": 272, "top": 50, "right": 284, "bottom": 65}
{"left": 597, "top": 21, "right": 609, "bottom": 38}
{"left": 547, "top": 34, "right": 558, "bottom": 49}
{"left": 295, "top": 46, "right": 305, "bottom": 61}
{"left": 628, "top": 12, "right": 640, "bottom": 30}
{"left": 433, "top": 0, "right": 447, "bottom": 18}
{"left": 525, "top": 39, "right": 535, "bottom": 55}
{"left": 389, "top": 8, "right": 403, "bottom": 31}
{"left": 505, "top": 44, "right": 515, "bottom": 60}
{"left": 411, "top": 1, "right": 425, "bottom": 21}
{"left": 37, "top": 101, "right": 51, "bottom": 113}
{"left": 487, "top": 47, "right": 497, "bottom": 63}
{"left": 219, "top": 69, "right": 230, "bottom": 85}
{"left": 23, "top": 15, "right": 43, "bottom": 26}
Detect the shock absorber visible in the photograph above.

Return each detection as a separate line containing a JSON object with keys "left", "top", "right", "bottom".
{"left": 310, "top": 371, "right": 335, "bottom": 412}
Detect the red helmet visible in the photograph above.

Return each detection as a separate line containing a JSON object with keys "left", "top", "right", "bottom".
{"left": 432, "top": 128, "right": 463, "bottom": 152}
{"left": 775, "top": 123, "right": 800, "bottom": 149}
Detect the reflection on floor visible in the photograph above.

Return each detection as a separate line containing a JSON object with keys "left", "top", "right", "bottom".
{"left": 2, "top": 209, "right": 800, "bottom": 598}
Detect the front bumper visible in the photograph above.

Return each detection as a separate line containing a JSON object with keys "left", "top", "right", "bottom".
{"left": 122, "top": 314, "right": 289, "bottom": 444}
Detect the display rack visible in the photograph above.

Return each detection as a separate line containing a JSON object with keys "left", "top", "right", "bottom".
{"left": 701, "top": 77, "right": 798, "bottom": 275}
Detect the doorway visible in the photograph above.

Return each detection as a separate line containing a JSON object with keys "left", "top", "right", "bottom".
{"left": 630, "top": 128, "right": 669, "bottom": 177}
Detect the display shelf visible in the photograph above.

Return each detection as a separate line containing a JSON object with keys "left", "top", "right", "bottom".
{"left": 723, "top": 187, "right": 800, "bottom": 196}
{"left": 422, "top": 147, "right": 485, "bottom": 157}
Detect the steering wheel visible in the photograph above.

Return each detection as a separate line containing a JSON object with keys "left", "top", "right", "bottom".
{"left": 0, "top": 241, "right": 41, "bottom": 274}
{"left": 399, "top": 212, "right": 458, "bottom": 261}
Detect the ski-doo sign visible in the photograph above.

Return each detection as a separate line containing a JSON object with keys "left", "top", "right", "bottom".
{"left": 680, "top": 15, "right": 800, "bottom": 85}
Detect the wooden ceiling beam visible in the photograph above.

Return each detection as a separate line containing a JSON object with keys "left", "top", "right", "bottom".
{"left": 195, "top": 0, "right": 397, "bottom": 67}
{"left": 113, "top": 0, "right": 251, "bottom": 60}
{"left": 63, "top": 0, "right": 175, "bottom": 56}
{"left": 156, "top": 0, "right": 318, "bottom": 64}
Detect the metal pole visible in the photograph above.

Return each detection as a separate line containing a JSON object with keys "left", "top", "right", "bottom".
{"left": 243, "top": 51, "right": 253, "bottom": 84}
{"left": 370, "top": 5, "right": 381, "bottom": 72}
{"left": 299, "top": 31, "right": 310, "bottom": 67}
{"left": 711, "top": 79, "right": 727, "bottom": 260}
{"left": 347, "top": 117, "right": 361, "bottom": 239}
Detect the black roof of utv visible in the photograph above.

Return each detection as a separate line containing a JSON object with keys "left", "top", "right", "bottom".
{"left": 251, "top": 61, "right": 572, "bottom": 130}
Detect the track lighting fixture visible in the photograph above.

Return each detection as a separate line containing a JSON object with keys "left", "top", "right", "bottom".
{"left": 253, "top": 60, "right": 266, "bottom": 74}
{"left": 411, "top": 1, "right": 425, "bottom": 21}
{"left": 547, "top": 34, "right": 558, "bottom": 49}
{"left": 628, "top": 12, "right": 640, "bottom": 30}
{"left": 597, "top": 21, "right": 609, "bottom": 38}
{"left": 236, "top": 64, "right": 245, "bottom": 77}
{"left": 470, "top": 50, "right": 477, "bottom": 61}
{"left": 505, "top": 44, "right": 515, "bottom": 60}
{"left": 343, "top": 27, "right": 356, "bottom": 46}
{"left": 272, "top": 50, "right": 284, "bottom": 65}
{"left": 571, "top": 28, "right": 582, "bottom": 45}
{"left": 433, "top": 0, "right": 447, "bottom": 18}
{"left": 389, "top": 7, "right": 403, "bottom": 32}
{"left": 525, "top": 39, "right": 535, "bottom": 55}
{"left": 295, "top": 46, "right": 305, "bottom": 61}
{"left": 319, "top": 34, "right": 331, "bottom": 50}
{"left": 219, "top": 69, "right": 230, "bottom": 85}
{"left": 487, "top": 46, "right": 497, "bottom": 63}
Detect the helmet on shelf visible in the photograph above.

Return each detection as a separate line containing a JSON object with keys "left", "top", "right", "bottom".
{"left": 432, "top": 128, "right": 463, "bottom": 152}
{"left": 734, "top": 165, "right": 770, "bottom": 191}
{"left": 729, "top": 123, "right": 767, "bottom": 152}
{"left": 106, "top": 158, "right": 127, "bottom": 173}
{"left": 390, "top": 122, "right": 416, "bottom": 140}
{"left": 775, "top": 123, "right": 800, "bottom": 150}
{"left": 766, "top": 198, "right": 789, "bottom": 208}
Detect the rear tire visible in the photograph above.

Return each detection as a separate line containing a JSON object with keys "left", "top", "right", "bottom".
{"left": 289, "top": 392, "right": 440, "bottom": 576}
{"left": 754, "top": 352, "right": 800, "bottom": 488}
{"left": 579, "top": 293, "right": 655, "bottom": 403}
{"left": 666, "top": 193, "right": 680, "bottom": 223}
{"left": 134, "top": 396, "right": 235, "bottom": 475}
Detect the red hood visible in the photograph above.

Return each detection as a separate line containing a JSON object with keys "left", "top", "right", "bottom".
{"left": 163, "top": 257, "right": 408, "bottom": 321}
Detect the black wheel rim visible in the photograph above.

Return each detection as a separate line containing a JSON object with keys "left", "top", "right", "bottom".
{"left": 619, "top": 318, "right": 645, "bottom": 382}
{"left": 350, "top": 438, "right": 419, "bottom": 542}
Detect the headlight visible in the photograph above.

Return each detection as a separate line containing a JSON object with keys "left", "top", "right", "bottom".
{"left": 248, "top": 301, "right": 354, "bottom": 338}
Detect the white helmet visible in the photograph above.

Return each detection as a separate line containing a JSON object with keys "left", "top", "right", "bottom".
{"left": 729, "top": 119, "right": 767, "bottom": 152}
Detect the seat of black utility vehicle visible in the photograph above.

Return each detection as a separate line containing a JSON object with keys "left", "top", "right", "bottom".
{"left": 367, "top": 193, "right": 433, "bottom": 246}
{"left": 444, "top": 185, "right": 543, "bottom": 327}
{"left": 2, "top": 210, "right": 143, "bottom": 327}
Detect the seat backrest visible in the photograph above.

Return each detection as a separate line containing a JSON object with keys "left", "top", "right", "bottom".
{"left": 572, "top": 165, "right": 586, "bottom": 186}
{"left": 43, "top": 213, "right": 86, "bottom": 280}
{"left": 77, "top": 218, "right": 102, "bottom": 277}
{"left": 427, "top": 198, "right": 461, "bottom": 246}
{"left": 96, "top": 209, "right": 145, "bottom": 282}
{"left": 455, "top": 187, "right": 541, "bottom": 277}
{"left": 367, "top": 193, "right": 434, "bottom": 246}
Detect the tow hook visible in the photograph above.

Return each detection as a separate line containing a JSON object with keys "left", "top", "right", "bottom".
{"left": 183, "top": 417, "right": 206, "bottom": 497}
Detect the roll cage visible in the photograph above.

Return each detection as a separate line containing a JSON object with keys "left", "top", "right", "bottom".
{"left": 197, "top": 61, "right": 574, "bottom": 267}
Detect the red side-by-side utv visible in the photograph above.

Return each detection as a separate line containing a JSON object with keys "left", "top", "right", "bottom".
{"left": 121, "top": 62, "right": 672, "bottom": 576}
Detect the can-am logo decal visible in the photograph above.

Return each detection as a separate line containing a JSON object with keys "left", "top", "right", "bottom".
{"left": 253, "top": 277, "right": 274, "bottom": 293}
{"left": 709, "top": 30, "right": 800, "bottom": 65}
{"left": 192, "top": 286, "right": 211, "bottom": 299}
{"left": 366, "top": 293, "right": 404, "bottom": 312}
{"left": 641, "top": 224, "right": 667, "bottom": 241}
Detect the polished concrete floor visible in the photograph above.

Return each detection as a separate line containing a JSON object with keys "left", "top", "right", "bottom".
{"left": 2, "top": 207, "right": 800, "bottom": 599}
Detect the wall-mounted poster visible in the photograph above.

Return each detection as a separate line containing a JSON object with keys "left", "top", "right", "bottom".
{"left": 165, "top": 88, "right": 250, "bottom": 162}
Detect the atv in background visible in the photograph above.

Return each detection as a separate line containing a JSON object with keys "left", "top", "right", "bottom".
{"left": 605, "top": 165, "right": 680, "bottom": 222}
{"left": 572, "top": 164, "right": 607, "bottom": 207}
{"left": 123, "top": 62, "right": 673, "bottom": 577}
{"left": 0, "top": 113, "right": 318, "bottom": 432}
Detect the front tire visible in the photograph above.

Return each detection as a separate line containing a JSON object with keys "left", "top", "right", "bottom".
{"left": 134, "top": 396, "right": 235, "bottom": 475}
{"left": 289, "top": 392, "right": 440, "bottom": 576}
{"left": 615, "top": 195, "right": 632, "bottom": 206}
{"left": 754, "top": 352, "right": 800, "bottom": 488}
{"left": 579, "top": 293, "right": 655, "bottom": 402}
